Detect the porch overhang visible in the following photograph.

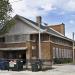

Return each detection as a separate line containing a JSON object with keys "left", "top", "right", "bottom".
{"left": 0, "top": 47, "right": 27, "bottom": 51}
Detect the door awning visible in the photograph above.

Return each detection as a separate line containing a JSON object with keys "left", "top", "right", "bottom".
{"left": 0, "top": 47, "right": 27, "bottom": 51}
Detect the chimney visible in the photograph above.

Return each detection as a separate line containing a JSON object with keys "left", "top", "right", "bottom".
{"left": 36, "top": 16, "right": 42, "bottom": 25}
{"left": 49, "top": 23, "right": 65, "bottom": 36}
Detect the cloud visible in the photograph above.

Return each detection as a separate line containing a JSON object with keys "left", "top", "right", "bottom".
{"left": 65, "top": 31, "right": 72, "bottom": 39}
{"left": 9, "top": 0, "right": 55, "bottom": 18}
{"left": 9, "top": 0, "right": 75, "bottom": 18}
{"left": 64, "top": 0, "right": 75, "bottom": 12}
{"left": 51, "top": 0, "right": 75, "bottom": 12}
{"left": 69, "top": 20, "right": 75, "bottom": 24}
{"left": 9, "top": 0, "right": 75, "bottom": 39}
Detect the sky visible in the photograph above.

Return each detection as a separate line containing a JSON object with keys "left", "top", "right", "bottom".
{"left": 9, "top": 0, "right": 75, "bottom": 39}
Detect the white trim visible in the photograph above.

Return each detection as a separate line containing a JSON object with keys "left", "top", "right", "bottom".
{"left": 0, "top": 47, "right": 27, "bottom": 51}
{"left": 5, "top": 31, "right": 39, "bottom": 36}
{"left": 5, "top": 33, "right": 31, "bottom": 36}
{"left": 5, "top": 31, "right": 45, "bottom": 36}
{"left": 4, "top": 28, "right": 44, "bottom": 36}
{"left": 49, "top": 27, "right": 64, "bottom": 36}
{"left": 5, "top": 41, "right": 26, "bottom": 44}
{"left": 45, "top": 31, "right": 72, "bottom": 42}
{"left": 50, "top": 41, "right": 72, "bottom": 48}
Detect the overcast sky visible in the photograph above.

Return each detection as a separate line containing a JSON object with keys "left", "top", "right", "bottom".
{"left": 9, "top": 0, "right": 75, "bottom": 39}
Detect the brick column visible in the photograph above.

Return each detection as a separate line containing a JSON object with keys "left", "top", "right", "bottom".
{"left": 41, "top": 41, "right": 52, "bottom": 69}
{"left": 26, "top": 41, "right": 32, "bottom": 69}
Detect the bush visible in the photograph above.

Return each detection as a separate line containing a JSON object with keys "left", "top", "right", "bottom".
{"left": 53, "top": 58, "right": 72, "bottom": 64}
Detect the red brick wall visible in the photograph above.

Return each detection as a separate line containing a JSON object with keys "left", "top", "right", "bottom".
{"left": 41, "top": 41, "right": 52, "bottom": 60}
{"left": 31, "top": 41, "right": 52, "bottom": 60}
{"left": 49, "top": 23, "right": 65, "bottom": 35}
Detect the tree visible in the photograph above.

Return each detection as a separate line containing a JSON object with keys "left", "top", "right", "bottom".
{"left": 0, "top": 0, "right": 15, "bottom": 35}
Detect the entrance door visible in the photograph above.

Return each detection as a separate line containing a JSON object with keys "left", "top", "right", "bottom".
{"left": 18, "top": 51, "right": 26, "bottom": 64}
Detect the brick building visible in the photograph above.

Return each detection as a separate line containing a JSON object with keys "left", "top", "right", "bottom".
{"left": 0, "top": 15, "right": 73, "bottom": 69}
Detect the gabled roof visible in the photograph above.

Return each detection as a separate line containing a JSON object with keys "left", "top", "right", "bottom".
{"left": 15, "top": 15, "right": 44, "bottom": 32}
{"left": 0, "top": 15, "right": 72, "bottom": 42}
{"left": 16, "top": 15, "right": 72, "bottom": 42}
{"left": 15, "top": 15, "right": 46, "bottom": 30}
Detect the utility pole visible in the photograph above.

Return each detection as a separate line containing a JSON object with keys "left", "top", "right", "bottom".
{"left": 39, "top": 18, "right": 41, "bottom": 59}
{"left": 36, "top": 16, "right": 42, "bottom": 59}
{"left": 73, "top": 32, "right": 75, "bottom": 63}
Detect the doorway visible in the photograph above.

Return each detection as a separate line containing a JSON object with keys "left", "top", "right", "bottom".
{"left": 3, "top": 50, "right": 26, "bottom": 64}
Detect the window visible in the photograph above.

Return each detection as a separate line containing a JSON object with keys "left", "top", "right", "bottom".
{"left": 0, "top": 37, "right": 5, "bottom": 42}
{"left": 56, "top": 48, "right": 59, "bottom": 58}
{"left": 14, "top": 35, "right": 20, "bottom": 42}
{"left": 70, "top": 50, "right": 72, "bottom": 58}
{"left": 68, "top": 49, "right": 72, "bottom": 58}
{"left": 59, "top": 48, "right": 62, "bottom": 58}
{"left": 63, "top": 49, "right": 65, "bottom": 58}
{"left": 61, "top": 49, "right": 64, "bottom": 58}
{"left": 5, "top": 34, "right": 30, "bottom": 43}
{"left": 64, "top": 49, "right": 67, "bottom": 58}
{"left": 5, "top": 35, "right": 14, "bottom": 42}
{"left": 14, "top": 34, "right": 30, "bottom": 42}
{"left": 53, "top": 47, "right": 56, "bottom": 58}
{"left": 66, "top": 49, "right": 69, "bottom": 58}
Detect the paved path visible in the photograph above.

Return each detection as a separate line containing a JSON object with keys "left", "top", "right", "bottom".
{"left": 0, "top": 64, "right": 75, "bottom": 75}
